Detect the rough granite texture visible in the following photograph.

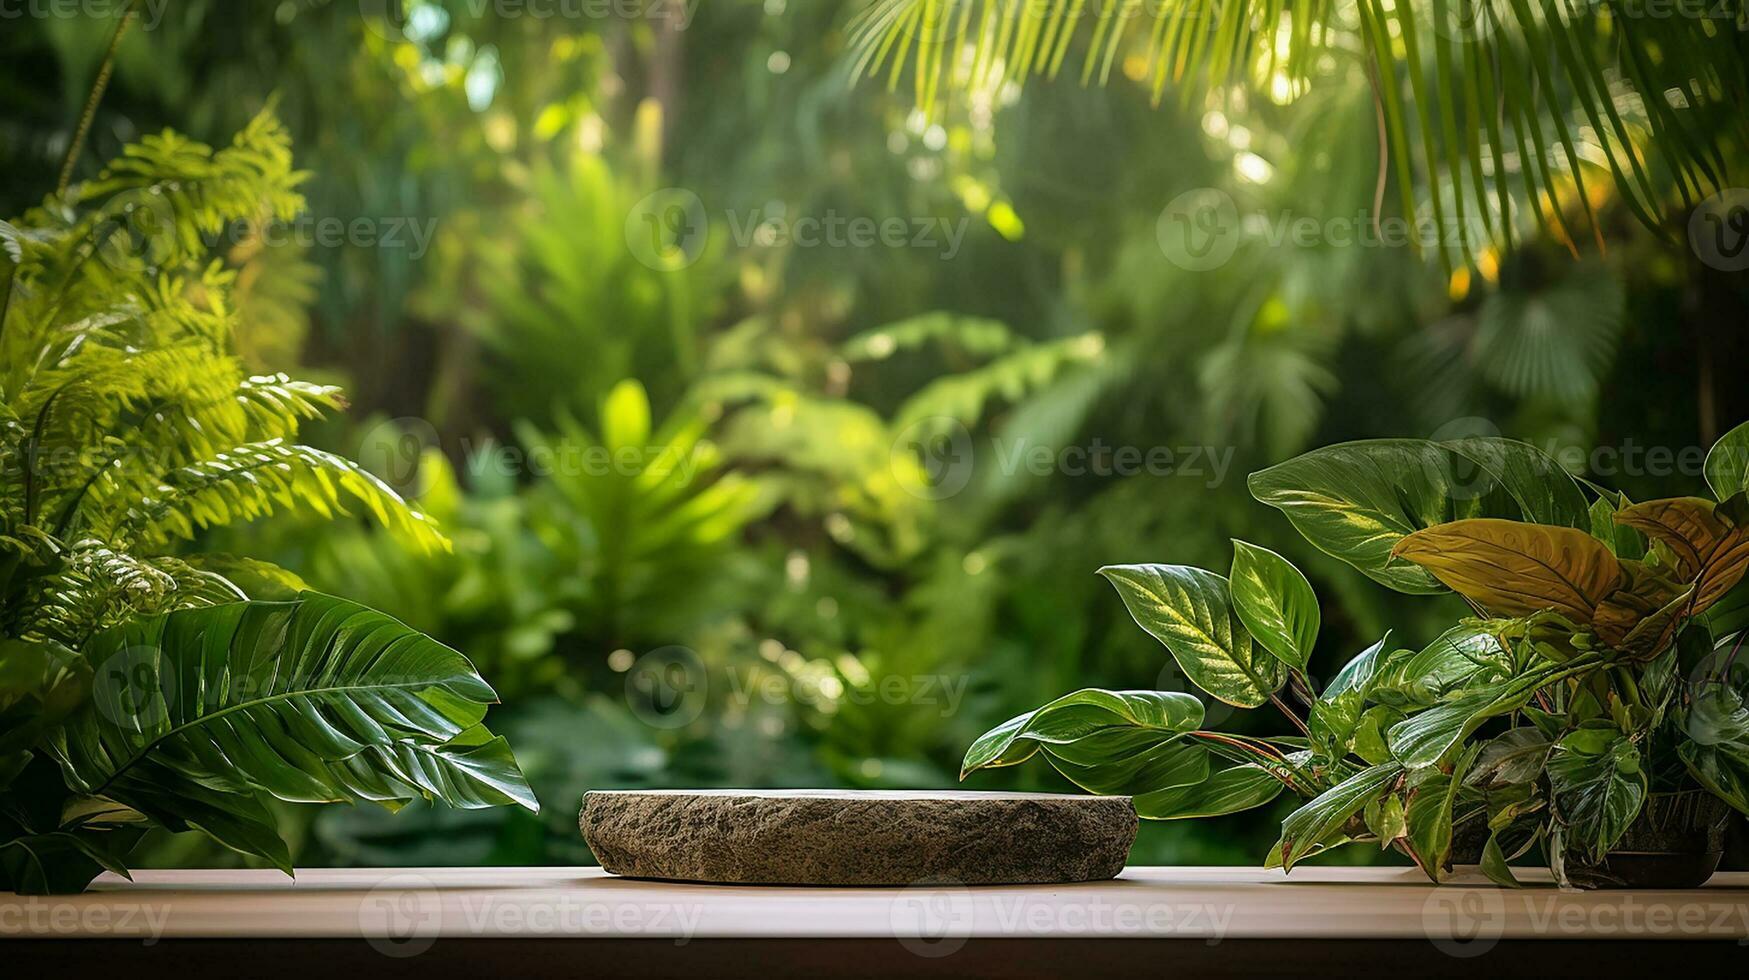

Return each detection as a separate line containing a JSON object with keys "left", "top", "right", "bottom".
{"left": 579, "top": 789, "right": 1137, "bottom": 885}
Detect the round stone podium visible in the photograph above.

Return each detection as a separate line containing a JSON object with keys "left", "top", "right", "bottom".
{"left": 580, "top": 789, "right": 1137, "bottom": 886}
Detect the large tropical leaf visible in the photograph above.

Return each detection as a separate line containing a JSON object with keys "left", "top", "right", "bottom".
{"left": 1466, "top": 727, "right": 1553, "bottom": 791}
{"left": 1098, "top": 565, "right": 1288, "bottom": 707}
{"left": 1442, "top": 437, "right": 1589, "bottom": 530}
{"left": 45, "top": 593, "right": 536, "bottom": 869}
{"left": 1679, "top": 680, "right": 1749, "bottom": 818}
{"left": 1391, "top": 519, "right": 1624, "bottom": 621}
{"left": 1402, "top": 744, "right": 1479, "bottom": 881}
{"left": 1228, "top": 540, "right": 1320, "bottom": 672}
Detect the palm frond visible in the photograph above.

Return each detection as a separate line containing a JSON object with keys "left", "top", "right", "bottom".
{"left": 850, "top": 0, "right": 1747, "bottom": 261}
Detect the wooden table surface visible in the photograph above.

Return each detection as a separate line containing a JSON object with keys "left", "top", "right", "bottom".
{"left": 5, "top": 866, "right": 1748, "bottom": 977}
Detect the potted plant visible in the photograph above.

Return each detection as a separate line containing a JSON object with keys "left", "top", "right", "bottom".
{"left": 965, "top": 430, "right": 1749, "bottom": 887}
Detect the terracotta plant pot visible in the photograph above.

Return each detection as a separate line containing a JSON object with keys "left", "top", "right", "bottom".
{"left": 1574, "top": 793, "right": 1730, "bottom": 889}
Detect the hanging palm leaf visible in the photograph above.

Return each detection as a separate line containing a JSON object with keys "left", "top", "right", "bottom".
{"left": 848, "top": 0, "right": 1748, "bottom": 265}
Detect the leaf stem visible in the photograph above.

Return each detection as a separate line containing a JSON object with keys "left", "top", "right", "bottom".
{"left": 56, "top": 0, "right": 141, "bottom": 197}
{"left": 1719, "top": 630, "right": 1747, "bottom": 682}
{"left": 1270, "top": 692, "right": 1311, "bottom": 736}
{"left": 1187, "top": 730, "right": 1306, "bottom": 796}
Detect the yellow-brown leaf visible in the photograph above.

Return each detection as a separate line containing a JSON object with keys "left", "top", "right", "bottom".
{"left": 1391, "top": 520, "right": 1624, "bottom": 621}
{"left": 1614, "top": 496, "right": 1749, "bottom": 616}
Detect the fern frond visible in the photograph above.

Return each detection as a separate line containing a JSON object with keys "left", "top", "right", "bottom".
{"left": 21, "top": 541, "right": 244, "bottom": 647}
{"left": 1, "top": 106, "right": 307, "bottom": 392}
{"left": 840, "top": 312, "right": 1018, "bottom": 363}
{"left": 894, "top": 331, "right": 1108, "bottom": 435}
{"left": 105, "top": 440, "right": 447, "bottom": 555}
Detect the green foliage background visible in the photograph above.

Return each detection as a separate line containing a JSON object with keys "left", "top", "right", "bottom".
{"left": 3, "top": 0, "right": 1744, "bottom": 869}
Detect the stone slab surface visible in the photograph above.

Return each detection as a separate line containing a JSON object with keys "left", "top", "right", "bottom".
{"left": 578, "top": 789, "right": 1138, "bottom": 885}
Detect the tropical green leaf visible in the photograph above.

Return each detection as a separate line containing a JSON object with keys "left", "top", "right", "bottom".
{"left": 1047, "top": 739, "right": 1210, "bottom": 797}
{"left": 959, "top": 688, "right": 1204, "bottom": 778}
{"left": 1364, "top": 793, "right": 1407, "bottom": 849}
{"left": 45, "top": 593, "right": 536, "bottom": 867}
{"left": 959, "top": 711, "right": 1046, "bottom": 774}
{"left": 1589, "top": 495, "right": 1648, "bottom": 560}
{"left": 1706, "top": 420, "right": 1749, "bottom": 501}
{"left": 847, "top": 0, "right": 1742, "bottom": 255}
{"left": 1134, "top": 764, "right": 1287, "bottom": 820}
{"left": 1098, "top": 565, "right": 1288, "bottom": 707}
{"left": 1403, "top": 745, "right": 1479, "bottom": 881}
{"left": 1679, "top": 740, "right": 1749, "bottom": 818}
{"left": 1679, "top": 681, "right": 1749, "bottom": 817}
{"left": 1546, "top": 728, "right": 1646, "bottom": 861}
{"left": 1324, "top": 633, "right": 1394, "bottom": 702}
{"left": 1442, "top": 437, "right": 1589, "bottom": 530}
{"left": 1277, "top": 763, "right": 1403, "bottom": 871}
{"left": 1248, "top": 440, "right": 1476, "bottom": 594}
{"left": 1467, "top": 728, "right": 1553, "bottom": 790}
{"left": 1310, "top": 634, "right": 1392, "bottom": 759}
{"left": 1370, "top": 625, "right": 1504, "bottom": 709}
{"left": 109, "top": 440, "right": 448, "bottom": 555}
{"left": 1480, "top": 832, "right": 1523, "bottom": 887}
{"left": 1388, "top": 656, "right": 1601, "bottom": 768}
{"left": 1229, "top": 540, "right": 1320, "bottom": 672}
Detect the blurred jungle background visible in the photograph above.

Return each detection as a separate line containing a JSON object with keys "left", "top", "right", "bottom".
{"left": 2, "top": 0, "right": 1745, "bottom": 868}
